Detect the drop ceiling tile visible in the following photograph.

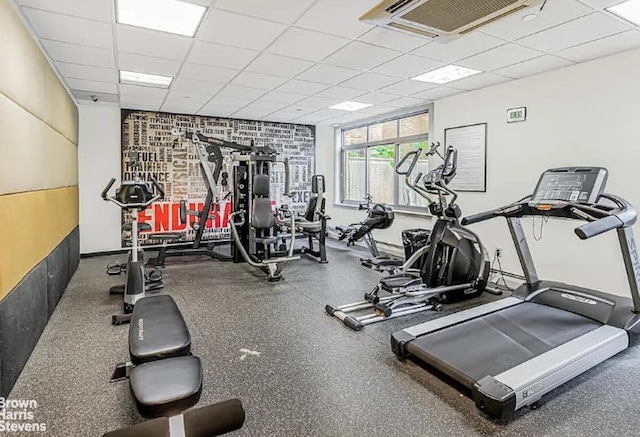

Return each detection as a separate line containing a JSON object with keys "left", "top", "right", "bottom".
{"left": 187, "top": 41, "right": 258, "bottom": 70}
{"left": 517, "top": 13, "right": 629, "bottom": 53}
{"left": 121, "top": 95, "right": 164, "bottom": 110}
{"left": 555, "top": 30, "right": 640, "bottom": 62}
{"left": 356, "top": 105, "right": 397, "bottom": 116}
{"left": 355, "top": 92, "right": 402, "bottom": 104}
{"left": 218, "top": 85, "right": 267, "bottom": 100}
{"left": 199, "top": 9, "right": 286, "bottom": 50}
{"left": 230, "top": 72, "right": 289, "bottom": 90}
{"left": 314, "top": 86, "right": 365, "bottom": 100}
{"left": 296, "top": 0, "right": 378, "bottom": 38}
{"left": 297, "top": 64, "right": 360, "bottom": 85}
{"left": 306, "top": 108, "right": 350, "bottom": 119}
{"left": 42, "top": 39, "right": 115, "bottom": 68}
{"left": 179, "top": 63, "right": 239, "bottom": 83}
{"left": 482, "top": 0, "right": 593, "bottom": 41}
{"left": 120, "top": 84, "right": 169, "bottom": 99}
{"left": 119, "top": 53, "right": 182, "bottom": 76}
{"left": 447, "top": 73, "right": 512, "bottom": 91}
{"left": 494, "top": 55, "right": 574, "bottom": 78}
{"left": 116, "top": 25, "right": 192, "bottom": 61}
{"left": 385, "top": 96, "right": 427, "bottom": 108}
{"left": 206, "top": 96, "right": 252, "bottom": 108}
{"left": 72, "top": 90, "right": 119, "bottom": 103}
{"left": 457, "top": 43, "right": 543, "bottom": 71}
{"left": 413, "top": 86, "right": 466, "bottom": 101}
{"left": 267, "top": 110, "right": 300, "bottom": 122}
{"left": 260, "top": 91, "right": 306, "bottom": 104}
{"left": 266, "top": 28, "right": 349, "bottom": 62}
{"left": 198, "top": 105, "right": 240, "bottom": 118}
{"left": 245, "top": 101, "right": 289, "bottom": 112}
{"left": 372, "top": 54, "right": 443, "bottom": 79}
{"left": 246, "top": 53, "right": 314, "bottom": 78}
{"left": 324, "top": 41, "right": 402, "bottom": 70}
{"left": 17, "top": 0, "right": 111, "bottom": 22}
{"left": 580, "top": 0, "right": 626, "bottom": 8}
{"left": 165, "top": 89, "right": 212, "bottom": 106}
{"left": 232, "top": 108, "right": 274, "bottom": 121}
{"left": 296, "top": 96, "right": 344, "bottom": 109}
{"left": 65, "top": 78, "right": 117, "bottom": 94}
{"left": 161, "top": 100, "right": 205, "bottom": 115}
{"left": 55, "top": 62, "right": 116, "bottom": 83}
{"left": 22, "top": 8, "right": 113, "bottom": 49}
{"left": 378, "top": 80, "right": 437, "bottom": 96}
{"left": 171, "top": 78, "right": 225, "bottom": 94}
{"left": 292, "top": 114, "right": 333, "bottom": 124}
{"left": 411, "top": 33, "right": 506, "bottom": 64}
{"left": 276, "top": 79, "right": 330, "bottom": 95}
{"left": 214, "top": 0, "right": 316, "bottom": 24}
{"left": 280, "top": 105, "right": 321, "bottom": 116}
{"left": 358, "top": 27, "right": 428, "bottom": 52}
{"left": 339, "top": 72, "right": 401, "bottom": 91}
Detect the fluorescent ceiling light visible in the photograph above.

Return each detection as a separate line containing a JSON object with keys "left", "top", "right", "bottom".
{"left": 412, "top": 65, "right": 482, "bottom": 84}
{"left": 607, "top": 0, "right": 640, "bottom": 26}
{"left": 329, "top": 101, "right": 373, "bottom": 111}
{"left": 116, "top": 0, "right": 207, "bottom": 37}
{"left": 120, "top": 70, "right": 173, "bottom": 88}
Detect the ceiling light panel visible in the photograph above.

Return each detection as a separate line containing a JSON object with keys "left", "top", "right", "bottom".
{"left": 329, "top": 101, "right": 373, "bottom": 111}
{"left": 412, "top": 65, "right": 482, "bottom": 84}
{"left": 116, "top": 0, "right": 207, "bottom": 37}
{"left": 607, "top": 0, "right": 640, "bottom": 25}
{"left": 120, "top": 70, "right": 173, "bottom": 88}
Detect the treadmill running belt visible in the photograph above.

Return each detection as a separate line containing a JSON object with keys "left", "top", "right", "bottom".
{"left": 406, "top": 302, "right": 602, "bottom": 388}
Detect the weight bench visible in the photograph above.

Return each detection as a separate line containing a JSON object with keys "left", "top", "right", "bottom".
{"left": 112, "top": 295, "right": 201, "bottom": 417}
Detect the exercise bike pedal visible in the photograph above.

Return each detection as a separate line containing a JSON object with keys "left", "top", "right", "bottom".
{"left": 112, "top": 313, "right": 132, "bottom": 325}
{"left": 364, "top": 292, "right": 379, "bottom": 304}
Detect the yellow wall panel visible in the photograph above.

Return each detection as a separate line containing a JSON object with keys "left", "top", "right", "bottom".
{"left": 0, "top": 0, "right": 78, "bottom": 145}
{"left": 0, "top": 186, "right": 78, "bottom": 299}
{"left": 0, "top": 94, "right": 79, "bottom": 195}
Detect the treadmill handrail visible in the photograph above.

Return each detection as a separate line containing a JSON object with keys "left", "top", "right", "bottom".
{"left": 462, "top": 193, "right": 636, "bottom": 240}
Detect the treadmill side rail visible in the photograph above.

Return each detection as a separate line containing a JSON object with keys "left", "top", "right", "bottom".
{"left": 402, "top": 297, "right": 521, "bottom": 338}
{"left": 473, "top": 325, "right": 628, "bottom": 419}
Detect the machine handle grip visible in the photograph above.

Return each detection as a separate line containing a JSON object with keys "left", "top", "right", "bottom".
{"left": 101, "top": 178, "right": 116, "bottom": 200}
{"left": 462, "top": 209, "right": 499, "bottom": 225}
{"left": 575, "top": 215, "right": 623, "bottom": 240}
{"left": 395, "top": 149, "right": 422, "bottom": 176}
{"left": 150, "top": 177, "right": 165, "bottom": 199}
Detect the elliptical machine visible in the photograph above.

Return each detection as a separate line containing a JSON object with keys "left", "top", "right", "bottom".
{"left": 326, "top": 144, "right": 492, "bottom": 330}
{"left": 102, "top": 177, "right": 164, "bottom": 325}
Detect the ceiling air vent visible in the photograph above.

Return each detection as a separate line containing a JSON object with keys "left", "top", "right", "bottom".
{"left": 361, "top": 0, "right": 544, "bottom": 42}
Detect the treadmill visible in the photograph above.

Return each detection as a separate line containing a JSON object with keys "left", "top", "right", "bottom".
{"left": 391, "top": 167, "right": 640, "bottom": 419}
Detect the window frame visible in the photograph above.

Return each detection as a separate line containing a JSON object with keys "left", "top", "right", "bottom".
{"left": 338, "top": 107, "right": 432, "bottom": 213}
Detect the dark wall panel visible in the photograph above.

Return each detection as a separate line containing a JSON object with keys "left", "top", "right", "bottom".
{"left": 0, "top": 260, "right": 47, "bottom": 397}
{"left": 0, "top": 228, "right": 79, "bottom": 397}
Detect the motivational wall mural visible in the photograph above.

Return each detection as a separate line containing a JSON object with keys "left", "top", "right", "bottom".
{"left": 121, "top": 110, "right": 316, "bottom": 246}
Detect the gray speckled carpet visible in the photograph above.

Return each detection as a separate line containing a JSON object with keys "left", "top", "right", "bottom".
{"left": 8, "top": 241, "right": 640, "bottom": 436}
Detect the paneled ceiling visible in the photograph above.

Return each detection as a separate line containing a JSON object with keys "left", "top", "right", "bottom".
{"left": 11, "top": 0, "right": 640, "bottom": 125}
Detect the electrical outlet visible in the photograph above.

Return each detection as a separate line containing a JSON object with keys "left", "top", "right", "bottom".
{"left": 495, "top": 247, "right": 502, "bottom": 258}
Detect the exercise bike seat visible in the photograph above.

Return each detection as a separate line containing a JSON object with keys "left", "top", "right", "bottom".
{"left": 123, "top": 222, "right": 153, "bottom": 232}
{"left": 380, "top": 273, "right": 422, "bottom": 292}
{"left": 129, "top": 295, "right": 191, "bottom": 364}
{"left": 130, "top": 355, "right": 203, "bottom": 419}
{"left": 336, "top": 225, "right": 357, "bottom": 234}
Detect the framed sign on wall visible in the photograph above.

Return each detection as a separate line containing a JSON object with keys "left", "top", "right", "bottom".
{"left": 444, "top": 122, "right": 487, "bottom": 192}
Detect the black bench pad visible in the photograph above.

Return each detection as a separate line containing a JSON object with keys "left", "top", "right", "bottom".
{"left": 130, "top": 295, "right": 191, "bottom": 364}
{"left": 123, "top": 223, "right": 152, "bottom": 232}
{"left": 130, "top": 355, "right": 203, "bottom": 419}
{"left": 336, "top": 225, "right": 357, "bottom": 234}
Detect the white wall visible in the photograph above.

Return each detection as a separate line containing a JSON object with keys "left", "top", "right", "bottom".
{"left": 78, "top": 103, "right": 122, "bottom": 253}
{"left": 323, "top": 47, "right": 640, "bottom": 297}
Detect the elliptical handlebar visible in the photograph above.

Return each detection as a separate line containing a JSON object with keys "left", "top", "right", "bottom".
{"left": 395, "top": 148, "right": 422, "bottom": 176}
{"left": 102, "top": 177, "right": 164, "bottom": 210}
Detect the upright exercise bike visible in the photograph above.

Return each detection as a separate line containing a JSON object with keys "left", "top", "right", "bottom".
{"left": 326, "top": 144, "right": 492, "bottom": 330}
{"left": 102, "top": 177, "right": 164, "bottom": 325}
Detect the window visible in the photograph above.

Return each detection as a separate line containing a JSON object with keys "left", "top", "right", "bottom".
{"left": 341, "top": 111, "right": 430, "bottom": 210}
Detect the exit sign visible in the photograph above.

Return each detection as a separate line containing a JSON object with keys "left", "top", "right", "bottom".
{"left": 507, "top": 107, "right": 526, "bottom": 123}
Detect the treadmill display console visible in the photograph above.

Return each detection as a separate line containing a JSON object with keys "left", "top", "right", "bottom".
{"left": 531, "top": 167, "right": 608, "bottom": 205}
